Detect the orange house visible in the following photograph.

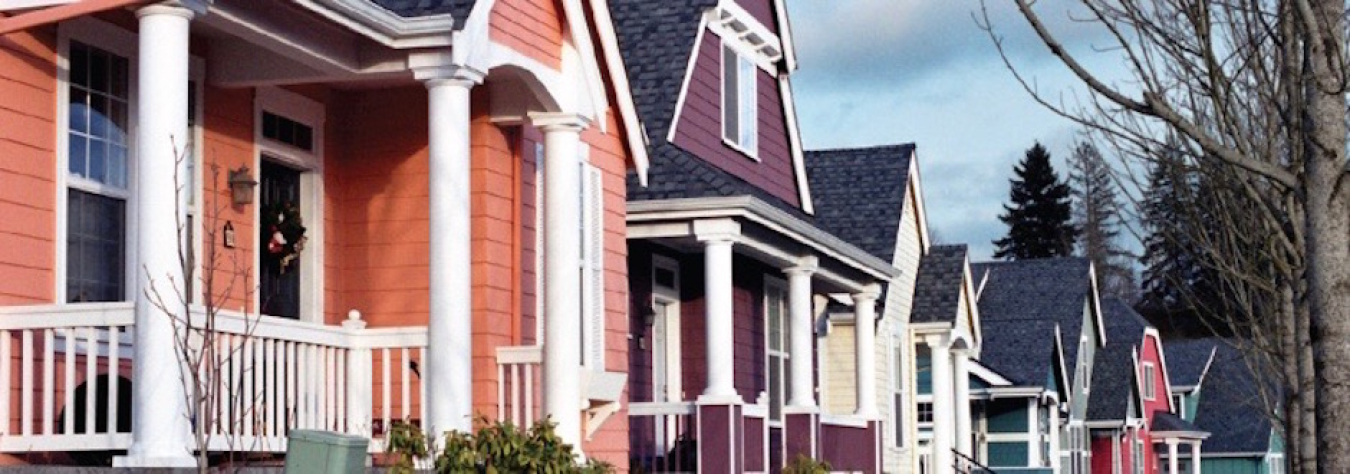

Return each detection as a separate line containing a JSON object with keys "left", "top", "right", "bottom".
{"left": 0, "top": 0, "right": 644, "bottom": 467}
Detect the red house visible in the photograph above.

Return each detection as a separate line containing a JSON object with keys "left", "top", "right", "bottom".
{"left": 1089, "top": 299, "right": 1208, "bottom": 474}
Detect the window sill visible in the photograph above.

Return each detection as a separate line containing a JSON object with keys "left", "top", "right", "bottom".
{"left": 722, "top": 136, "right": 760, "bottom": 161}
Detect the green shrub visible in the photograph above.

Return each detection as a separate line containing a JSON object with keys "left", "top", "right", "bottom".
{"left": 385, "top": 419, "right": 429, "bottom": 474}
{"left": 424, "top": 415, "right": 615, "bottom": 474}
{"left": 782, "top": 453, "right": 831, "bottom": 474}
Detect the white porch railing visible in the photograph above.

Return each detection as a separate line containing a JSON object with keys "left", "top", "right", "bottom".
{"left": 495, "top": 345, "right": 541, "bottom": 428}
{"left": 0, "top": 303, "right": 428, "bottom": 455}
{"left": 629, "top": 401, "right": 697, "bottom": 473}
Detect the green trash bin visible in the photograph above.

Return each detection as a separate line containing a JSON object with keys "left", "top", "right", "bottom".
{"left": 284, "top": 429, "right": 370, "bottom": 474}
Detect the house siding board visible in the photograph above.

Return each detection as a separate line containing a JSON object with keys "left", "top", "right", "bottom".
{"left": 734, "top": 0, "right": 777, "bottom": 32}
{"left": 0, "top": 27, "right": 57, "bottom": 305}
{"left": 200, "top": 84, "right": 258, "bottom": 310}
{"left": 1201, "top": 458, "right": 1264, "bottom": 474}
{"left": 670, "top": 29, "right": 800, "bottom": 208}
{"left": 490, "top": 0, "right": 563, "bottom": 69}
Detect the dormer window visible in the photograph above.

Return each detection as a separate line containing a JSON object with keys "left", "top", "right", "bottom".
{"left": 721, "top": 44, "right": 757, "bottom": 158}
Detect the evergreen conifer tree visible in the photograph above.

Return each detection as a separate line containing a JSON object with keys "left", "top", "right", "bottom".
{"left": 1068, "top": 141, "right": 1135, "bottom": 300}
{"left": 993, "top": 142, "right": 1076, "bottom": 260}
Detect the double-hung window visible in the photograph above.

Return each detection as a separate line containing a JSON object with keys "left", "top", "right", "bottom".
{"left": 891, "top": 330, "right": 904, "bottom": 447}
{"left": 1143, "top": 363, "right": 1156, "bottom": 400}
{"left": 65, "top": 40, "right": 131, "bottom": 303}
{"left": 721, "top": 44, "right": 757, "bottom": 157}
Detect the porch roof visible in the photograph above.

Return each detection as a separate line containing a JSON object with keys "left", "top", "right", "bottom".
{"left": 1165, "top": 338, "right": 1218, "bottom": 391}
{"left": 370, "top": 0, "right": 476, "bottom": 21}
{"left": 910, "top": 244, "right": 969, "bottom": 325}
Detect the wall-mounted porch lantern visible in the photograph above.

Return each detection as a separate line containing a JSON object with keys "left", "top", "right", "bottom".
{"left": 228, "top": 166, "right": 258, "bottom": 206}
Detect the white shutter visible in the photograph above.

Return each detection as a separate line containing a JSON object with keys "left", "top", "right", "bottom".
{"left": 534, "top": 143, "right": 546, "bottom": 345}
{"left": 580, "top": 147, "right": 606, "bottom": 370}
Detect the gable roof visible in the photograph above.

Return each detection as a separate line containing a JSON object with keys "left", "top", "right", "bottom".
{"left": 612, "top": 0, "right": 816, "bottom": 218}
{"left": 1165, "top": 338, "right": 1218, "bottom": 390}
{"left": 910, "top": 244, "right": 969, "bottom": 324}
{"left": 804, "top": 144, "right": 915, "bottom": 264}
{"left": 972, "top": 258, "right": 1093, "bottom": 388}
{"left": 1195, "top": 342, "right": 1277, "bottom": 454}
{"left": 1087, "top": 298, "right": 1152, "bottom": 421}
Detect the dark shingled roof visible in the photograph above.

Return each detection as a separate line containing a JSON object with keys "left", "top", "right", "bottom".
{"left": 611, "top": 0, "right": 811, "bottom": 218}
{"left": 1164, "top": 339, "right": 1217, "bottom": 389}
{"left": 805, "top": 145, "right": 915, "bottom": 263}
{"left": 1087, "top": 298, "right": 1151, "bottom": 421}
{"left": 369, "top": 0, "right": 476, "bottom": 27}
{"left": 972, "top": 258, "right": 1093, "bottom": 387}
{"left": 1152, "top": 410, "right": 1205, "bottom": 434}
{"left": 1195, "top": 342, "right": 1276, "bottom": 454}
{"left": 910, "top": 245, "right": 969, "bottom": 324}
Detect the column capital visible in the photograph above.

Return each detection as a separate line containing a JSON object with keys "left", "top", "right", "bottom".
{"left": 783, "top": 256, "right": 818, "bottom": 276}
{"left": 851, "top": 283, "right": 882, "bottom": 304}
{"left": 693, "top": 218, "right": 741, "bottom": 244}
{"left": 923, "top": 333, "right": 951, "bottom": 350}
{"left": 410, "top": 50, "right": 486, "bottom": 84}
{"left": 529, "top": 112, "right": 592, "bottom": 133}
{"left": 137, "top": 0, "right": 209, "bottom": 19}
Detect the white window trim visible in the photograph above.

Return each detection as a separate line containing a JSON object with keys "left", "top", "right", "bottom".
{"left": 252, "top": 86, "right": 325, "bottom": 323}
{"left": 719, "top": 43, "right": 758, "bottom": 161}
{"left": 185, "top": 60, "right": 205, "bottom": 305}
{"left": 764, "top": 276, "right": 788, "bottom": 426}
{"left": 534, "top": 142, "right": 545, "bottom": 344}
{"left": 56, "top": 17, "right": 139, "bottom": 304}
{"left": 890, "top": 327, "right": 904, "bottom": 448}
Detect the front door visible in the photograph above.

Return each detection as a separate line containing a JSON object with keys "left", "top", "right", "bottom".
{"left": 260, "top": 159, "right": 301, "bottom": 319}
{"left": 652, "top": 297, "right": 682, "bottom": 450}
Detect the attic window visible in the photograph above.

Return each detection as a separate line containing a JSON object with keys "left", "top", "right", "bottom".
{"left": 721, "top": 44, "right": 757, "bottom": 158}
{"left": 1143, "top": 362, "right": 1156, "bottom": 400}
{"left": 262, "top": 111, "right": 314, "bottom": 151}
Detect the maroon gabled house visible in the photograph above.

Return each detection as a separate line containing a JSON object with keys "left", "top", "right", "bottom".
{"left": 611, "top": 1, "right": 899, "bottom": 472}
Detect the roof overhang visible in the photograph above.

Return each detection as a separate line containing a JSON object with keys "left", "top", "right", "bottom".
{"left": 1153, "top": 431, "right": 1211, "bottom": 441}
{"left": 628, "top": 196, "right": 898, "bottom": 292}
{"left": 293, "top": 0, "right": 460, "bottom": 48}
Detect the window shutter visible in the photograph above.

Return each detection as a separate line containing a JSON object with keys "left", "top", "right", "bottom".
{"left": 580, "top": 149, "right": 605, "bottom": 370}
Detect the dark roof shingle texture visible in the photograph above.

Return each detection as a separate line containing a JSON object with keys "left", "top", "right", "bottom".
{"left": 1164, "top": 338, "right": 1217, "bottom": 388}
{"left": 1152, "top": 410, "right": 1205, "bottom": 433}
{"left": 972, "top": 258, "right": 1093, "bottom": 387}
{"left": 370, "top": 0, "right": 475, "bottom": 25}
{"left": 804, "top": 145, "right": 915, "bottom": 264}
{"left": 910, "top": 244, "right": 968, "bottom": 324}
{"left": 1195, "top": 341, "right": 1276, "bottom": 454}
{"left": 1087, "top": 298, "right": 1151, "bottom": 421}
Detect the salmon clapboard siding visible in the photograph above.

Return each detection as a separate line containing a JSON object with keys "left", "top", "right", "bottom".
{"left": 490, "top": 0, "right": 564, "bottom": 69}
{"left": 671, "top": 28, "right": 800, "bottom": 208}
{"left": 0, "top": 27, "right": 58, "bottom": 304}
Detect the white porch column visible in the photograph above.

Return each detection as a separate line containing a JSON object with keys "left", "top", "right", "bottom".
{"left": 953, "top": 348, "right": 972, "bottom": 458}
{"left": 415, "top": 58, "right": 484, "bottom": 439}
{"left": 853, "top": 286, "right": 880, "bottom": 417}
{"left": 1167, "top": 438, "right": 1180, "bottom": 474}
{"left": 928, "top": 336, "right": 955, "bottom": 474}
{"left": 531, "top": 112, "right": 592, "bottom": 450}
{"left": 785, "top": 257, "right": 817, "bottom": 408}
{"left": 117, "top": 2, "right": 203, "bottom": 467}
{"left": 1190, "top": 441, "right": 1202, "bottom": 474}
{"left": 694, "top": 219, "right": 741, "bottom": 401}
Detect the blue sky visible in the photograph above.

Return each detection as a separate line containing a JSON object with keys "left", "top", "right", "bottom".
{"left": 784, "top": 0, "right": 1130, "bottom": 261}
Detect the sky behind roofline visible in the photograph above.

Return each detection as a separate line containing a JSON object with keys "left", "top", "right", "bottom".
{"left": 785, "top": 0, "right": 1134, "bottom": 261}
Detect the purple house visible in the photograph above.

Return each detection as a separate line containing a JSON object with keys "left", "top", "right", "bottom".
{"left": 612, "top": 0, "right": 897, "bottom": 472}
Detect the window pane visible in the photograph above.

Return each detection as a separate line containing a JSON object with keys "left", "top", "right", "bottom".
{"left": 68, "top": 135, "right": 87, "bottom": 177}
{"left": 69, "top": 89, "right": 88, "bottom": 133}
{"left": 66, "top": 189, "right": 125, "bottom": 303}
{"left": 769, "top": 357, "right": 782, "bottom": 420}
{"left": 108, "top": 144, "right": 126, "bottom": 189}
{"left": 89, "top": 48, "right": 109, "bottom": 92}
{"left": 739, "top": 56, "right": 756, "bottom": 150}
{"left": 69, "top": 43, "right": 88, "bottom": 87}
{"left": 722, "top": 45, "right": 738, "bottom": 142}
{"left": 89, "top": 94, "right": 109, "bottom": 138}
{"left": 108, "top": 100, "right": 127, "bottom": 145}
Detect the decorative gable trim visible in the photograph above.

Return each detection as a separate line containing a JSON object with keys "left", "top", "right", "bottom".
{"left": 780, "top": 75, "right": 813, "bottom": 214}
{"left": 663, "top": 13, "right": 712, "bottom": 145}
{"left": 711, "top": 0, "right": 782, "bottom": 66}
{"left": 1145, "top": 327, "right": 1176, "bottom": 413}
{"left": 1086, "top": 262, "right": 1108, "bottom": 347}
{"left": 907, "top": 148, "right": 932, "bottom": 250}
{"left": 960, "top": 255, "right": 982, "bottom": 352}
{"left": 590, "top": 0, "right": 651, "bottom": 184}
{"left": 770, "top": 0, "right": 797, "bottom": 71}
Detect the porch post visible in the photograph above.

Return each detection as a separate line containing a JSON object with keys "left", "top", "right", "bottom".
{"left": 117, "top": 1, "right": 205, "bottom": 467}
{"left": 694, "top": 219, "right": 741, "bottom": 401}
{"left": 853, "top": 285, "right": 880, "bottom": 418}
{"left": 531, "top": 112, "right": 591, "bottom": 451}
{"left": 1190, "top": 440, "right": 1201, "bottom": 474}
{"left": 415, "top": 56, "right": 484, "bottom": 439}
{"left": 953, "top": 348, "right": 972, "bottom": 458}
{"left": 927, "top": 336, "right": 954, "bottom": 474}
{"left": 785, "top": 257, "right": 817, "bottom": 409}
{"left": 1167, "top": 438, "right": 1180, "bottom": 474}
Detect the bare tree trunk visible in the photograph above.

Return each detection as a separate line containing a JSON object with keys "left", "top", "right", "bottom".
{"left": 1304, "top": 1, "right": 1350, "bottom": 469}
{"left": 1297, "top": 284, "right": 1317, "bottom": 474}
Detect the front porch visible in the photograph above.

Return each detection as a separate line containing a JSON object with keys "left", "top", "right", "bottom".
{"left": 0, "top": 303, "right": 425, "bottom": 460}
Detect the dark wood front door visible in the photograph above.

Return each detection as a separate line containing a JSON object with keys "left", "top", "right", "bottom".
{"left": 260, "top": 159, "right": 301, "bottom": 319}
